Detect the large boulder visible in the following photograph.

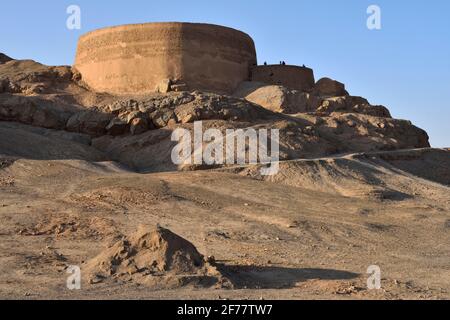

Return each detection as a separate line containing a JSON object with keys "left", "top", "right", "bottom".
{"left": 0, "top": 95, "right": 72, "bottom": 130}
{"left": 155, "top": 78, "right": 172, "bottom": 93}
{"left": 317, "top": 96, "right": 392, "bottom": 118}
{"left": 316, "top": 113, "right": 430, "bottom": 151}
{"left": 66, "top": 110, "right": 114, "bottom": 136}
{"left": 173, "top": 91, "right": 263, "bottom": 124}
{"left": 130, "top": 117, "right": 149, "bottom": 135}
{"left": 234, "top": 82, "right": 389, "bottom": 118}
{"left": 106, "top": 118, "right": 129, "bottom": 136}
{"left": 235, "top": 82, "right": 320, "bottom": 114}
{"left": 314, "top": 78, "right": 348, "bottom": 97}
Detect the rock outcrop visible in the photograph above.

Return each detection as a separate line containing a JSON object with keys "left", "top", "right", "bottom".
{"left": 317, "top": 96, "right": 391, "bottom": 118}
{"left": 0, "top": 95, "right": 75, "bottom": 130}
{"left": 313, "top": 77, "right": 348, "bottom": 97}
{"left": 0, "top": 59, "right": 74, "bottom": 95}
{"left": 0, "top": 54, "right": 431, "bottom": 172}
{"left": 234, "top": 82, "right": 319, "bottom": 114}
{"left": 234, "top": 82, "right": 391, "bottom": 118}
{"left": 66, "top": 109, "right": 114, "bottom": 136}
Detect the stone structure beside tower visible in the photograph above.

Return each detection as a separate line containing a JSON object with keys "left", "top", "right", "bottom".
{"left": 74, "top": 22, "right": 314, "bottom": 95}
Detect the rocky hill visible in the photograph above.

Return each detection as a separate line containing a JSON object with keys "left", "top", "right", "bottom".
{"left": 0, "top": 53, "right": 448, "bottom": 300}
{"left": 0, "top": 54, "right": 430, "bottom": 172}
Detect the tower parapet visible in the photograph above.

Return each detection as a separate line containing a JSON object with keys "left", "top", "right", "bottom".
{"left": 251, "top": 65, "right": 315, "bottom": 92}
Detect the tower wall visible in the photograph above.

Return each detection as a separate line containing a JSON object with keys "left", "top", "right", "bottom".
{"left": 251, "top": 65, "right": 315, "bottom": 92}
{"left": 74, "top": 22, "right": 257, "bottom": 95}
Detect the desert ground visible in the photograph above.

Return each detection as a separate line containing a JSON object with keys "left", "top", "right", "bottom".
{"left": 0, "top": 53, "right": 449, "bottom": 300}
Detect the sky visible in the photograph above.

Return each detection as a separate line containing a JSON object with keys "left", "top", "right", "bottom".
{"left": 0, "top": 0, "right": 449, "bottom": 147}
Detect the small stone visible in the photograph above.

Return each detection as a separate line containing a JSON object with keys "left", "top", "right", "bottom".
{"left": 156, "top": 79, "right": 172, "bottom": 93}
{"left": 89, "top": 275, "right": 104, "bottom": 285}
{"left": 108, "top": 103, "right": 123, "bottom": 113}
{"left": 130, "top": 117, "right": 148, "bottom": 135}
{"left": 181, "top": 114, "right": 195, "bottom": 124}
{"left": 126, "top": 111, "right": 142, "bottom": 124}
{"left": 106, "top": 118, "right": 128, "bottom": 136}
{"left": 171, "top": 83, "right": 188, "bottom": 92}
{"left": 167, "top": 118, "right": 177, "bottom": 128}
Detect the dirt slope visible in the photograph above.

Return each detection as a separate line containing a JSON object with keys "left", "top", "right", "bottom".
{"left": 0, "top": 149, "right": 448, "bottom": 299}
{"left": 0, "top": 53, "right": 447, "bottom": 300}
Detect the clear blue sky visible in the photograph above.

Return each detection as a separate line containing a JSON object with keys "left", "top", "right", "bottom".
{"left": 1, "top": 0, "right": 449, "bottom": 147}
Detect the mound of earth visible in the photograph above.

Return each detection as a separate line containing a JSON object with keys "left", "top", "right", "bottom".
{"left": 84, "top": 225, "right": 231, "bottom": 289}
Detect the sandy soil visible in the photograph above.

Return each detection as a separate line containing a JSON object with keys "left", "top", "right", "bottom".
{"left": 0, "top": 148, "right": 449, "bottom": 300}
{"left": 0, "top": 54, "right": 448, "bottom": 300}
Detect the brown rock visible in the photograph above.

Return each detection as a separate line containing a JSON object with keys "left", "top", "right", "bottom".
{"left": 130, "top": 117, "right": 149, "bottom": 135}
{"left": 124, "top": 111, "right": 145, "bottom": 124}
{"left": 0, "top": 96, "right": 70, "bottom": 130}
{"left": 180, "top": 113, "right": 195, "bottom": 124}
{"left": 66, "top": 110, "right": 114, "bottom": 136}
{"left": 314, "top": 78, "right": 348, "bottom": 97}
{"left": 235, "top": 83, "right": 320, "bottom": 114}
{"left": 156, "top": 79, "right": 172, "bottom": 93}
{"left": 31, "top": 107, "right": 66, "bottom": 129}
{"left": 318, "top": 96, "right": 391, "bottom": 118}
{"left": 106, "top": 118, "right": 129, "bottom": 136}
{"left": 167, "top": 118, "right": 177, "bottom": 128}
{"left": 151, "top": 109, "right": 177, "bottom": 128}
{"left": 0, "top": 59, "right": 74, "bottom": 95}
{"left": 171, "top": 83, "right": 189, "bottom": 92}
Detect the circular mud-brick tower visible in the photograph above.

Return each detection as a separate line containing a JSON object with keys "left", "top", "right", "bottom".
{"left": 74, "top": 22, "right": 257, "bottom": 95}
